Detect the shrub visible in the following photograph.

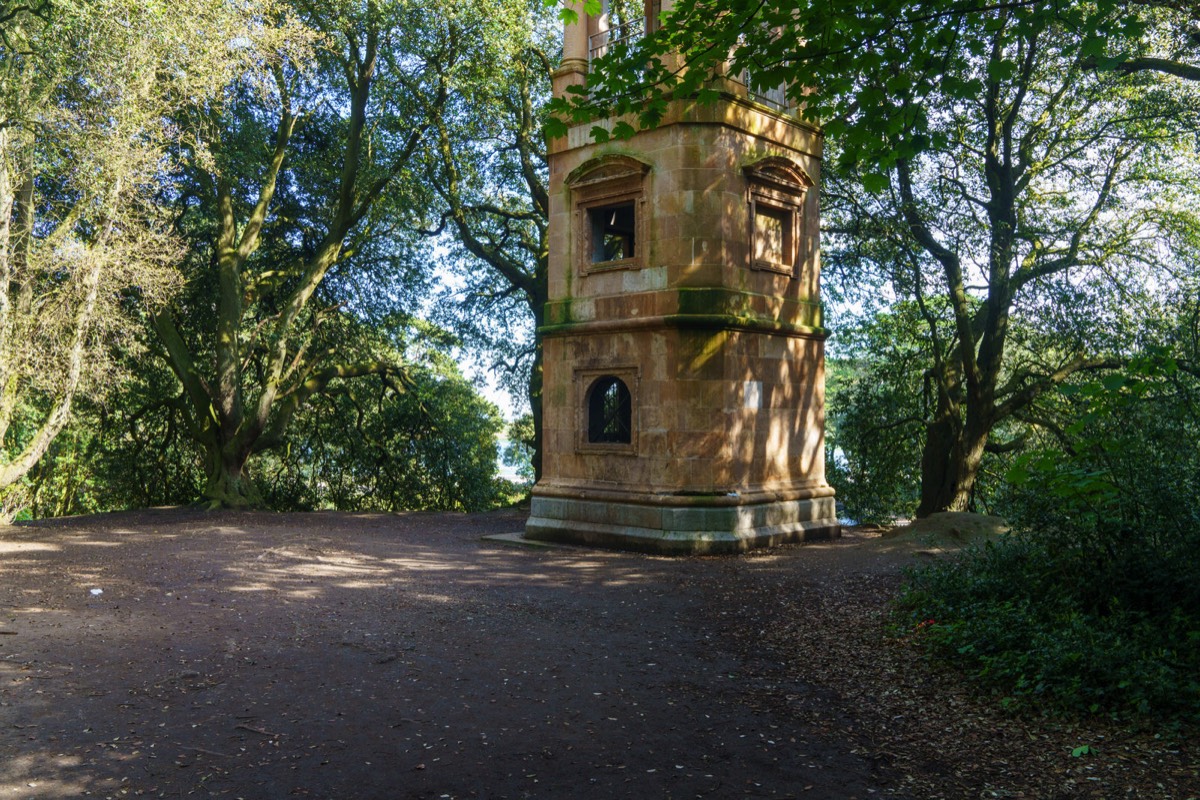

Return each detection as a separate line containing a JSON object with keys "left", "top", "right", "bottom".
{"left": 896, "top": 356, "right": 1200, "bottom": 721}
{"left": 898, "top": 536, "right": 1200, "bottom": 719}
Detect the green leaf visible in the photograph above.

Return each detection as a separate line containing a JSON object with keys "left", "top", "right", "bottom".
{"left": 610, "top": 121, "right": 636, "bottom": 140}
{"left": 1095, "top": 53, "right": 1130, "bottom": 72}
{"left": 987, "top": 59, "right": 1017, "bottom": 82}
{"left": 589, "top": 125, "right": 611, "bottom": 143}
{"left": 822, "top": 118, "right": 846, "bottom": 138}
{"left": 1080, "top": 36, "right": 1106, "bottom": 58}
{"left": 1071, "top": 745, "right": 1091, "bottom": 758}
{"left": 1101, "top": 375, "right": 1126, "bottom": 392}
{"left": 544, "top": 116, "right": 569, "bottom": 140}
{"left": 862, "top": 172, "right": 889, "bottom": 193}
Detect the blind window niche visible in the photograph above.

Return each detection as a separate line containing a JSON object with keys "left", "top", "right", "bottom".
{"left": 743, "top": 157, "right": 813, "bottom": 278}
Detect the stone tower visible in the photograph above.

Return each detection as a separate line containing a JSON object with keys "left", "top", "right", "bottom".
{"left": 524, "top": 0, "right": 840, "bottom": 553}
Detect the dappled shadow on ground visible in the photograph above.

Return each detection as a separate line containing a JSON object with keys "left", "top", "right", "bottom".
{"left": 6, "top": 512, "right": 1191, "bottom": 799}
{"left": 0, "top": 509, "right": 880, "bottom": 800}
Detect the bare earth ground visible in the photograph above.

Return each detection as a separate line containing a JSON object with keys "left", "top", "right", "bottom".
{"left": 0, "top": 509, "right": 1194, "bottom": 800}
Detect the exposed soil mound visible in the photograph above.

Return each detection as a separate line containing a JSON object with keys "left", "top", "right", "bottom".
{"left": 875, "top": 511, "right": 1010, "bottom": 556}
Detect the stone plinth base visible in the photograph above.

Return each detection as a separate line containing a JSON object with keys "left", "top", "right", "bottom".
{"left": 524, "top": 494, "right": 840, "bottom": 555}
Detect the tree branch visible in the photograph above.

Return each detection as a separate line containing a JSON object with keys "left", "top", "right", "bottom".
{"left": 252, "top": 360, "right": 412, "bottom": 454}
{"left": 994, "top": 354, "right": 1123, "bottom": 422}
{"left": 1115, "top": 56, "right": 1200, "bottom": 83}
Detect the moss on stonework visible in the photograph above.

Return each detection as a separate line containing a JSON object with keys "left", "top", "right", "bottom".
{"left": 675, "top": 287, "right": 823, "bottom": 328}
{"left": 538, "top": 311, "right": 827, "bottom": 339}
{"left": 538, "top": 288, "right": 824, "bottom": 337}
{"left": 545, "top": 299, "right": 573, "bottom": 325}
{"left": 664, "top": 313, "right": 825, "bottom": 338}
{"left": 676, "top": 287, "right": 741, "bottom": 316}
{"left": 558, "top": 254, "right": 574, "bottom": 324}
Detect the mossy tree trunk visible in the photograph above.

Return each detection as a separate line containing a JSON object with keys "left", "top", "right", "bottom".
{"left": 895, "top": 17, "right": 1127, "bottom": 516}
{"left": 152, "top": 3, "right": 455, "bottom": 508}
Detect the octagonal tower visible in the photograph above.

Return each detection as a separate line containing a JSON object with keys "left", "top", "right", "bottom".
{"left": 524, "top": 0, "right": 840, "bottom": 553}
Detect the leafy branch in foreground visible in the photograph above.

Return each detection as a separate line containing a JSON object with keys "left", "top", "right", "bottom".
{"left": 562, "top": 0, "right": 1200, "bottom": 514}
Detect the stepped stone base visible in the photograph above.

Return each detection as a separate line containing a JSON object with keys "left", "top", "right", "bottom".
{"left": 524, "top": 494, "right": 840, "bottom": 555}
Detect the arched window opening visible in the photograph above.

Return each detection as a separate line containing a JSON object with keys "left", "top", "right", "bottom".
{"left": 587, "top": 376, "right": 632, "bottom": 444}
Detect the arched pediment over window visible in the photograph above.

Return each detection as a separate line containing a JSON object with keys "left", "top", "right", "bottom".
{"left": 741, "top": 156, "right": 814, "bottom": 197}
{"left": 566, "top": 153, "right": 653, "bottom": 189}
{"left": 742, "top": 156, "right": 813, "bottom": 277}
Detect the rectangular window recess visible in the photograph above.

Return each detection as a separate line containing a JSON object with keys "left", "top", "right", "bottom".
{"left": 754, "top": 206, "right": 788, "bottom": 266}
{"left": 589, "top": 201, "right": 637, "bottom": 264}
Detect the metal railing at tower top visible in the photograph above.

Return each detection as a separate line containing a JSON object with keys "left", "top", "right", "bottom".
{"left": 732, "top": 29, "right": 792, "bottom": 113}
{"left": 585, "top": 18, "right": 791, "bottom": 114}
{"left": 588, "top": 18, "right": 646, "bottom": 63}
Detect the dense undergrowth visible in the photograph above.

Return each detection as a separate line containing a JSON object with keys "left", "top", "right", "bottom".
{"left": 895, "top": 358, "right": 1200, "bottom": 722}
{"left": 898, "top": 532, "right": 1200, "bottom": 720}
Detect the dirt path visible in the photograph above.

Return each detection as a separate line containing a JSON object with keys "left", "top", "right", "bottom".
{"left": 0, "top": 510, "right": 891, "bottom": 799}
{"left": 1, "top": 510, "right": 1194, "bottom": 800}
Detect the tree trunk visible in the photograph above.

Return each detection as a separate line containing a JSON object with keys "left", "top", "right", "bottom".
{"left": 203, "top": 444, "right": 261, "bottom": 509}
{"left": 917, "top": 417, "right": 989, "bottom": 516}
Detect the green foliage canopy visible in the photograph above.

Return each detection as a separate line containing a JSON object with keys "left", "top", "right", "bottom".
{"left": 553, "top": 0, "right": 1196, "bottom": 171}
{"left": 22, "top": 319, "right": 511, "bottom": 516}
{"left": 0, "top": 0, "right": 247, "bottom": 514}
{"left": 150, "top": 0, "right": 534, "bottom": 508}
